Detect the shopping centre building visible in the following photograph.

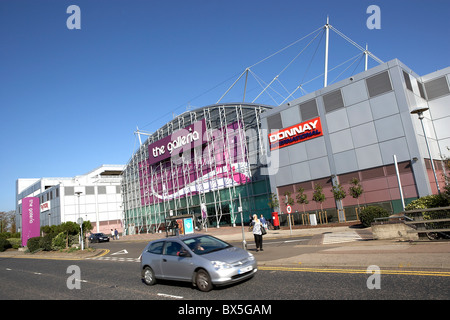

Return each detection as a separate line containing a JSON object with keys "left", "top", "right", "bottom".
{"left": 16, "top": 165, "right": 124, "bottom": 234}
{"left": 121, "top": 104, "right": 273, "bottom": 234}
{"left": 122, "top": 60, "right": 450, "bottom": 233}
{"left": 262, "top": 59, "right": 449, "bottom": 223}
{"left": 121, "top": 58, "right": 450, "bottom": 233}
{"left": 16, "top": 59, "right": 448, "bottom": 235}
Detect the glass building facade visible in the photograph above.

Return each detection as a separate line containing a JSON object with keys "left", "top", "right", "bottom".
{"left": 121, "top": 103, "right": 272, "bottom": 235}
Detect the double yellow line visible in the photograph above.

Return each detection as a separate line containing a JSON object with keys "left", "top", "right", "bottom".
{"left": 258, "top": 266, "right": 450, "bottom": 277}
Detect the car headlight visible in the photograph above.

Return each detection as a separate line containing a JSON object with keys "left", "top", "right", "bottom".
{"left": 247, "top": 253, "right": 255, "bottom": 261}
{"left": 211, "top": 261, "right": 232, "bottom": 271}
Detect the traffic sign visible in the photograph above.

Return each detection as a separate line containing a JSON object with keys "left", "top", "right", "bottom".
{"left": 286, "top": 205, "right": 292, "bottom": 214}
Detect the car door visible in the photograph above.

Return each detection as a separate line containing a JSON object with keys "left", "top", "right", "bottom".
{"left": 145, "top": 241, "right": 165, "bottom": 278}
{"left": 161, "top": 240, "right": 195, "bottom": 281}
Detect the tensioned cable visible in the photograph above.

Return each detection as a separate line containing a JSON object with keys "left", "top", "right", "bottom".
{"left": 329, "top": 53, "right": 364, "bottom": 85}
{"left": 330, "top": 25, "right": 384, "bottom": 64}
{"left": 280, "top": 52, "right": 363, "bottom": 104}
{"left": 247, "top": 26, "right": 324, "bottom": 69}
{"left": 140, "top": 70, "right": 242, "bottom": 130}
{"left": 248, "top": 68, "right": 281, "bottom": 105}
{"left": 218, "top": 26, "right": 324, "bottom": 104}
{"left": 252, "top": 28, "right": 324, "bottom": 103}
{"left": 278, "top": 31, "right": 325, "bottom": 105}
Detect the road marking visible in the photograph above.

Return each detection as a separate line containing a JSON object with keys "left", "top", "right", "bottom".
{"left": 247, "top": 239, "right": 308, "bottom": 246}
{"left": 322, "top": 231, "right": 362, "bottom": 244}
{"left": 86, "top": 256, "right": 140, "bottom": 262}
{"left": 111, "top": 249, "right": 129, "bottom": 255}
{"left": 258, "top": 266, "right": 450, "bottom": 277}
{"left": 157, "top": 293, "right": 183, "bottom": 299}
{"left": 283, "top": 239, "right": 307, "bottom": 243}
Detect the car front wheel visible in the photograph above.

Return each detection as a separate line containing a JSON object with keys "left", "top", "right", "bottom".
{"left": 143, "top": 266, "right": 156, "bottom": 286}
{"left": 195, "top": 269, "right": 213, "bottom": 292}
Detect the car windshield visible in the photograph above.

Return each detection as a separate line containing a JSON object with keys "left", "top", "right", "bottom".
{"left": 182, "top": 235, "right": 231, "bottom": 255}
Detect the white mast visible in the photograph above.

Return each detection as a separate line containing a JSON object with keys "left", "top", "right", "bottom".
{"left": 364, "top": 44, "right": 369, "bottom": 71}
{"left": 324, "top": 16, "right": 330, "bottom": 87}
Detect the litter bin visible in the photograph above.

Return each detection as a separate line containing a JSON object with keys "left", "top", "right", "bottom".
{"left": 272, "top": 212, "right": 280, "bottom": 230}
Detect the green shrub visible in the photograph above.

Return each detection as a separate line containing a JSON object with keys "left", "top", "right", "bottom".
{"left": 7, "top": 238, "right": 21, "bottom": 249}
{"left": 51, "top": 232, "right": 67, "bottom": 250}
{"left": 359, "top": 206, "right": 390, "bottom": 227}
{"left": 405, "top": 194, "right": 449, "bottom": 210}
{"left": 39, "top": 233, "right": 56, "bottom": 251}
{"left": 27, "top": 237, "right": 42, "bottom": 253}
{"left": 0, "top": 238, "right": 11, "bottom": 252}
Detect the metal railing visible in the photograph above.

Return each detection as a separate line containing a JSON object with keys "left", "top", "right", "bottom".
{"left": 403, "top": 206, "right": 450, "bottom": 240}
{"left": 373, "top": 206, "right": 450, "bottom": 240}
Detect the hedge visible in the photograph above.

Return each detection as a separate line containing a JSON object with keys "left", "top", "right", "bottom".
{"left": 359, "top": 206, "right": 390, "bottom": 227}
{"left": 0, "top": 238, "right": 12, "bottom": 252}
{"left": 27, "top": 237, "right": 42, "bottom": 253}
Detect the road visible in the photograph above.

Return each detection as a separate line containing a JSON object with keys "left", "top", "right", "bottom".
{"left": 1, "top": 237, "right": 449, "bottom": 304}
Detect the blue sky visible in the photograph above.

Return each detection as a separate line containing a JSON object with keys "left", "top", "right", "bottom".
{"left": 1, "top": 0, "right": 449, "bottom": 212}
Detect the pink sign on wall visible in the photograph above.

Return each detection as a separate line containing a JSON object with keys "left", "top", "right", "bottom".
{"left": 22, "top": 197, "right": 40, "bottom": 247}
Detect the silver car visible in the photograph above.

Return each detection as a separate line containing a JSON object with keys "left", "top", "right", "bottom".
{"left": 140, "top": 234, "right": 257, "bottom": 292}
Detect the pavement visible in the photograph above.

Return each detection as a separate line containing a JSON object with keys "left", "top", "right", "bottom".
{"left": 2, "top": 223, "right": 450, "bottom": 272}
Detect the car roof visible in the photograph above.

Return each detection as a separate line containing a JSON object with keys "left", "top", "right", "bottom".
{"left": 150, "top": 233, "right": 212, "bottom": 243}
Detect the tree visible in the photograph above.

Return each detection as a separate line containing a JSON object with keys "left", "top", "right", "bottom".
{"left": 0, "top": 211, "right": 16, "bottom": 234}
{"left": 312, "top": 184, "right": 325, "bottom": 212}
{"left": 296, "top": 187, "right": 309, "bottom": 214}
{"left": 442, "top": 148, "right": 450, "bottom": 203}
{"left": 348, "top": 178, "right": 364, "bottom": 219}
{"left": 331, "top": 184, "right": 346, "bottom": 201}
{"left": 268, "top": 193, "right": 279, "bottom": 212}
{"left": 332, "top": 183, "right": 347, "bottom": 222}
{"left": 283, "top": 191, "right": 295, "bottom": 206}
{"left": 312, "top": 184, "right": 326, "bottom": 224}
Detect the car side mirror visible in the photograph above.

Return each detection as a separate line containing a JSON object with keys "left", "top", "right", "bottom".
{"left": 178, "top": 249, "right": 191, "bottom": 257}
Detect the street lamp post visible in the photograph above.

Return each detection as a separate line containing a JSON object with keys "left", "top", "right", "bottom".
{"left": 410, "top": 107, "right": 441, "bottom": 194}
{"left": 75, "top": 191, "right": 84, "bottom": 250}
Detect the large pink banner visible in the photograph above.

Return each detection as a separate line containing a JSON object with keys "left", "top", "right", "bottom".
{"left": 139, "top": 120, "right": 251, "bottom": 206}
{"left": 22, "top": 197, "right": 40, "bottom": 247}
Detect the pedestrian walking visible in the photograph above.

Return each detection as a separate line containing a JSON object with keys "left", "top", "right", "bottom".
{"left": 252, "top": 214, "right": 263, "bottom": 252}
{"left": 260, "top": 214, "right": 267, "bottom": 230}
{"left": 111, "top": 229, "right": 115, "bottom": 240}
{"left": 114, "top": 228, "right": 119, "bottom": 240}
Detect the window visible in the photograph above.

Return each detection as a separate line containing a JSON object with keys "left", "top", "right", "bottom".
{"left": 366, "top": 71, "right": 392, "bottom": 97}
{"left": 323, "top": 90, "right": 344, "bottom": 113}
{"left": 424, "top": 76, "right": 450, "bottom": 100}
{"left": 163, "top": 241, "right": 183, "bottom": 256}
{"left": 147, "top": 241, "right": 164, "bottom": 254}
